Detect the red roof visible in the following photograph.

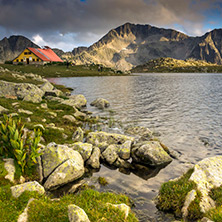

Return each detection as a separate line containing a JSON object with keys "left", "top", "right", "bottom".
{"left": 28, "top": 47, "right": 63, "bottom": 62}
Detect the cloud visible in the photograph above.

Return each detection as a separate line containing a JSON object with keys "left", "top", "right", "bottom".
{"left": 0, "top": 0, "right": 221, "bottom": 50}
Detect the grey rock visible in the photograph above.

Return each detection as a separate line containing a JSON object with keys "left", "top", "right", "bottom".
{"left": 182, "top": 190, "right": 197, "bottom": 218}
{"left": 40, "top": 103, "right": 48, "bottom": 109}
{"left": 72, "top": 127, "right": 84, "bottom": 142}
{"left": 107, "top": 203, "right": 130, "bottom": 220}
{"left": 102, "top": 145, "right": 118, "bottom": 165}
{"left": 116, "top": 140, "right": 132, "bottom": 160}
{"left": 11, "top": 181, "right": 45, "bottom": 198}
{"left": 90, "top": 98, "right": 110, "bottom": 109}
{"left": 132, "top": 141, "right": 172, "bottom": 166}
{"left": 63, "top": 115, "right": 77, "bottom": 124}
{"left": 70, "top": 142, "right": 93, "bottom": 161}
{"left": 18, "top": 109, "right": 33, "bottom": 115}
{"left": 86, "top": 147, "right": 101, "bottom": 169}
{"left": 68, "top": 204, "right": 90, "bottom": 222}
{"left": 40, "top": 81, "right": 54, "bottom": 92}
{"left": 125, "top": 126, "right": 152, "bottom": 141}
{"left": 17, "top": 198, "right": 35, "bottom": 222}
{"left": 62, "top": 95, "right": 87, "bottom": 109}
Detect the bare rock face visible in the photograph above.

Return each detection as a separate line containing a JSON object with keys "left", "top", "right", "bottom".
{"left": 70, "top": 23, "right": 222, "bottom": 71}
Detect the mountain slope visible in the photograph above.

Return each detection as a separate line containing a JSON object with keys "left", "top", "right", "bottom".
{"left": 0, "top": 35, "right": 39, "bottom": 63}
{"left": 70, "top": 23, "right": 222, "bottom": 71}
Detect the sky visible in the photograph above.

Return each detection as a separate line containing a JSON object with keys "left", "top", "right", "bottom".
{"left": 0, "top": 0, "right": 221, "bottom": 51}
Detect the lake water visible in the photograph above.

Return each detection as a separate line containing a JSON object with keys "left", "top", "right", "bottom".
{"left": 49, "top": 73, "right": 222, "bottom": 221}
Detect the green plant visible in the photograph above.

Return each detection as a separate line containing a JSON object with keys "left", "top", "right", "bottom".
{"left": 0, "top": 115, "right": 42, "bottom": 172}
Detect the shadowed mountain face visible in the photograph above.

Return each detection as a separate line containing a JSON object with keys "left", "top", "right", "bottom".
{"left": 71, "top": 23, "right": 222, "bottom": 71}
{"left": 0, "top": 35, "right": 38, "bottom": 63}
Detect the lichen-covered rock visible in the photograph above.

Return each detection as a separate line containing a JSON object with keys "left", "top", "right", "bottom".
{"left": 86, "top": 147, "right": 101, "bottom": 169}
{"left": 182, "top": 189, "right": 197, "bottom": 218}
{"left": 70, "top": 142, "right": 93, "bottom": 161}
{"left": 131, "top": 141, "right": 172, "bottom": 166}
{"left": 116, "top": 140, "right": 132, "bottom": 160}
{"left": 102, "top": 145, "right": 118, "bottom": 165}
{"left": 86, "top": 131, "right": 134, "bottom": 149}
{"left": 0, "top": 105, "right": 8, "bottom": 114}
{"left": 107, "top": 203, "right": 130, "bottom": 219}
{"left": 41, "top": 142, "right": 81, "bottom": 178}
{"left": 40, "top": 81, "right": 54, "bottom": 92}
{"left": 113, "top": 158, "right": 131, "bottom": 169}
{"left": 68, "top": 204, "right": 90, "bottom": 222}
{"left": 90, "top": 98, "right": 110, "bottom": 109}
{"left": 125, "top": 126, "right": 152, "bottom": 140}
{"left": 72, "top": 127, "right": 84, "bottom": 142}
{"left": 11, "top": 181, "right": 45, "bottom": 198}
{"left": 189, "top": 156, "right": 222, "bottom": 213}
{"left": 62, "top": 95, "right": 87, "bottom": 108}
{"left": 0, "top": 80, "right": 44, "bottom": 103}
{"left": 40, "top": 103, "right": 48, "bottom": 109}
{"left": 3, "top": 158, "right": 15, "bottom": 183}
{"left": 44, "top": 157, "right": 84, "bottom": 190}
{"left": 73, "top": 108, "right": 87, "bottom": 119}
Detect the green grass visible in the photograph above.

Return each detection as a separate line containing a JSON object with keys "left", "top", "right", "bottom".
{"left": 157, "top": 168, "right": 201, "bottom": 218}
{"left": 28, "top": 189, "right": 138, "bottom": 222}
{"left": 0, "top": 64, "right": 127, "bottom": 78}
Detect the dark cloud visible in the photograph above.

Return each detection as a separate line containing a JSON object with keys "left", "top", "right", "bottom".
{"left": 0, "top": 0, "right": 221, "bottom": 50}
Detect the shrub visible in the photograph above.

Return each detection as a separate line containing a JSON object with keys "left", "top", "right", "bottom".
{"left": 4, "top": 61, "right": 13, "bottom": 64}
{"left": 0, "top": 115, "right": 42, "bottom": 172}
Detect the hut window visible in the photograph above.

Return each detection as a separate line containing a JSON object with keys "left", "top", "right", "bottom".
{"left": 33, "top": 59, "right": 35, "bottom": 62}
{"left": 21, "top": 59, "right": 23, "bottom": 62}
{"left": 37, "top": 59, "right": 39, "bottom": 61}
{"left": 24, "top": 52, "right": 27, "bottom": 55}
{"left": 16, "top": 59, "right": 19, "bottom": 62}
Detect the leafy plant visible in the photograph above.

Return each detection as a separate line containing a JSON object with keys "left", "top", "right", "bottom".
{"left": 0, "top": 115, "right": 42, "bottom": 172}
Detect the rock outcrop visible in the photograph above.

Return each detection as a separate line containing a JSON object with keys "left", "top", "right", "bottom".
{"left": 90, "top": 98, "right": 110, "bottom": 109}
{"left": 68, "top": 204, "right": 90, "bottom": 222}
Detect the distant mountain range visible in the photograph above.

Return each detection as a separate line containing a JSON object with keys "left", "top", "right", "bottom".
{"left": 1, "top": 23, "right": 222, "bottom": 71}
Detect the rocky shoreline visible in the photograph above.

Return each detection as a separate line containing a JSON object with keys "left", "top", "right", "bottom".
{"left": 0, "top": 66, "right": 222, "bottom": 221}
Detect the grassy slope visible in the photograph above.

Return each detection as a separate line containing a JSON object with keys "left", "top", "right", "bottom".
{"left": 0, "top": 63, "right": 125, "bottom": 77}
{"left": 132, "top": 57, "right": 222, "bottom": 73}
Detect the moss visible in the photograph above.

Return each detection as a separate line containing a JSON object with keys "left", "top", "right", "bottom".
{"left": 98, "top": 177, "right": 109, "bottom": 186}
{"left": 157, "top": 168, "right": 196, "bottom": 218}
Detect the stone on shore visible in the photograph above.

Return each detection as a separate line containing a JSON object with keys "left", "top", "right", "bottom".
{"left": 11, "top": 181, "right": 45, "bottom": 198}
{"left": 68, "top": 204, "right": 90, "bottom": 222}
{"left": 62, "top": 95, "right": 87, "bottom": 109}
{"left": 86, "top": 131, "right": 134, "bottom": 149}
{"left": 90, "top": 98, "right": 110, "bottom": 109}
{"left": 72, "top": 127, "right": 84, "bottom": 142}
{"left": 3, "top": 158, "right": 15, "bottom": 183}
{"left": 41, "top": 142, "right": 84, "bottom": 189}
{"left": 86, "top": 147, "right": 101, "bottom": 169}
{"left": 131, "top": 141, "right": 172, "bottom": 166}
{"left": 125, "top": 126, "right": 152, "bottom": 141}
{"left": 189, "top": 156, "right": 222, "bottom": 213}
{"left": 70, "top": 142, "right": 93, "bottom": 161}
{"left": 102, "top": 145, "right": 118, "bottom": 165}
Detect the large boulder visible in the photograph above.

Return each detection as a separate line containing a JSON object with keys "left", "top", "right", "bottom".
{"left": 86, "top": 131, "right": 134, "bottom": 149}
{"left": 11, "top": 181, "right": 45, "bottom": 198}
{"left": 0, "top": 80, "right": 44, "bottom": 103}
{"left": 41, "top": 142, "right": 85, "bottom": 189}
{"left": 131, "top": 141, "right": 172, "bottom": 166}
{"left": 68, "top": 204, "right": 90, "bottom": 222}
{"left": 189, "top": 156, "right": 222, "bottom": 213}
{"left": 62, "top": 95, "right": 87, "bottom": 108}
{"left": 70, "top": 142, "right": 93, "bottom": 161}
{"left": 90, "top": 98, "right": 110, "bottom": 109}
